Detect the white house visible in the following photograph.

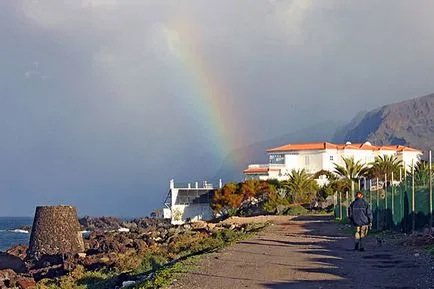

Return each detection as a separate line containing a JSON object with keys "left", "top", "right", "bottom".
{"left": 243, "top": 141, "right": 422, "bottom": 182}
{"left": 163, "top": 179, "right": 222, "bottom": 225}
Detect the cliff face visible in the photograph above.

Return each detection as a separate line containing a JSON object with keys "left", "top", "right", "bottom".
{"left": 333, "top": 93, "right": 434, "bottom": 152}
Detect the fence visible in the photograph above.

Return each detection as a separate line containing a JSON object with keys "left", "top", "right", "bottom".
{"left": 335, "top": 175, "right": 433, "bottom": 233}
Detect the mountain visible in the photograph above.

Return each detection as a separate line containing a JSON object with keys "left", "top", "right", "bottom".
{"left": 214, "top": 122, "right": 340, "bottom": 183}
{"left": 333, "top": 93, "right": 434, "bottom": 154}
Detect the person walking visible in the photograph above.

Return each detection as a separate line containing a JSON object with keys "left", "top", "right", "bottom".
{"left": 348, "top": 191, "right": 373, "bottom": 251}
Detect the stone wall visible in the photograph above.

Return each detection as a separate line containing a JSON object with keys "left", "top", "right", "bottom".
{"left": 28, "top": 206, "right": 84, "bottom": 259}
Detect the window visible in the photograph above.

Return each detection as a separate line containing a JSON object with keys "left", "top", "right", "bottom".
{"left": 269, "top": 154, "right": 285, "bottom": 164}
{"left": 305, "top": 156, "right": 310, "bottom": 166}
{"left": 175, "top": 189, "right": 212, "bottom": 205}
{"left": 330, "top": 156, "right": 334, "bottom": 161}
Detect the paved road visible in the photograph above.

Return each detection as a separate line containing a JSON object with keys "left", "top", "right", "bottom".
{"left": 172, "top": 215, "right": 433, "bottom": 289}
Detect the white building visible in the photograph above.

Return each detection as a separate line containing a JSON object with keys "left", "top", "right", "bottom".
{"left": 243, "top": 141, "right": 422, "bottom": 181}
{"left": 163, "top": 179, "right": 222, "bottom": 225}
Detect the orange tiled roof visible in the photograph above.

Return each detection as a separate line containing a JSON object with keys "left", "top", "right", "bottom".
{"left": 267, "top": 142, "right": 337, "bottom": 152}
{"left": 243, "top": 167, "right": 281, "bottom": 174}
{"left": 267, "top": 142, "right": 422, "bottom": 153}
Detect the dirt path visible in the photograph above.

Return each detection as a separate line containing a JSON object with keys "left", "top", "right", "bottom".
{"left": 171, "top": 215, "right": 433, "bottom": 289}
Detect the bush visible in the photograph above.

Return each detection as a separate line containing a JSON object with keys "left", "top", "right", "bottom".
{"left": 135, "top": 254, "right": 168, "bottom": 274}
{"left": 283, "top": 205, "right": 309, "bottom": 216}
{"left": 214, "top": 229, "right": 242, "bottom": 243}
{"left": 262, "top": 191, "right": 289, "bottom": 215}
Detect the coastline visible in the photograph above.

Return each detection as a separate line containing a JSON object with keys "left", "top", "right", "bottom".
{"left": 0, "top": 216, "right": 268, "bottom": 289}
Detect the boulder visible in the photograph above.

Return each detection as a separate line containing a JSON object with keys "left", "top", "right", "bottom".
{"left": 0, "top": 269, "right": 36, "bottom": 289}
{"left": 16, "top": 278, "right": 36, "bottom": 289}
{"left": 0, "top": 269, "right": 17, "bottom": 288}
{"left": 6, "top": 245, "right": 28, "bottom": 261}
{"left": 0, "top": 253, "right": 27, "bottom": 273}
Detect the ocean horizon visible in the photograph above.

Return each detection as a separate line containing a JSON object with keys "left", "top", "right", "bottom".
{"left": 0, "top": 215, "right": 150, "bottom": 251}
{"left": 0, "top": 217, "right": 33, "bottom": 251}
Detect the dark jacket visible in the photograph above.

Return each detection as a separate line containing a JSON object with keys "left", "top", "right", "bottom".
{"left": 348, "top": 197, "right": 373, "bottom": 227}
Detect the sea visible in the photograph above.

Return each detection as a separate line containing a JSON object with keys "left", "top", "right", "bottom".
{"left": 0, "top": 217, "right": 33, "bottom": 252}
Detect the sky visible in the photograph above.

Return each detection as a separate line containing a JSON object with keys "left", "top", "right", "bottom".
{"left": 1, "top": 0, "right": 434, "bottom": 217}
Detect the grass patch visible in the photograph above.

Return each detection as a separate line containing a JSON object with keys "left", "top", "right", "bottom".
{"left": 37, "top": 223, "right": 269, "bottom": 289}
{"left": 37, "top": 266, "right": 117, "bottom": 289}
{"left": 132, "top": 223, "right": 269, "bottom": 288}
{"left": 424, "top": 244, "right": 434, "bottom": 255}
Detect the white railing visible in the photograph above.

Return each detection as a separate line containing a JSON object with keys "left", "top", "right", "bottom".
{"left": 169, "top": 179, "right": 223, "bottom": 190}
{"left": 247, "top": 164, "right": 286, "bottom": 169}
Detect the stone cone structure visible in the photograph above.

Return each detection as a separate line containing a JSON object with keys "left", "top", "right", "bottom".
{"left": 28, "top": 206, "right": 84, "bottom": 259}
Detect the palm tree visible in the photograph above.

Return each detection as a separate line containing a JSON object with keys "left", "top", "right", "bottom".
{"left": 313, "top": 169, "right": 338, "bottom": 182}
{"left": 368, "top": 155, "right": 403, "bottom": 182}
{"left": 334, "top": 156, "right": 369, "bottom": 181}
{"left": 282, "top": 169, "right": 319, "bottom": 204}
{"left": 413, "top": 160, "right": 433, "bottom": 187}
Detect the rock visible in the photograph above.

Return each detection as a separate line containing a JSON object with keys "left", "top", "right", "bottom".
{"left": 31, "top": 254, "right": 64, "bottom": 270}
{"left": 6, "top": 245, "right": 28, "bottom": 261}
{"left": 276, "top": 205, "right": 287, "bottom": 215}
{"left": 16, "top": 278, "right": 36, "bottom": 289}
{"left": 0, "top": 253, "right": 28, "bottom": 273}
{"left": 29, "top": 265, "right": 66, "bottom": 282}
{"left": 122, "top": 280, "right": 136, "bottom": 287}
{"left": 191, "top": 221, "right": 208, "bottom": 230}
{"left": 0, "top": 269, "right": 36, "bottom": 289}
{"left": 17, "top": 226, "right": 32, "bottom": 232}
{"left": 0, "top": 269, "right": 18, "bottom": 288}
{"left": 182, "top": 224, "right": 192, "bottom": 230}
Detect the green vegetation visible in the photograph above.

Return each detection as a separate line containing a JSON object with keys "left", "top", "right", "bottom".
{"left": 368, "top": 155, "right": 402, "bottom": 181}
{"left": 334, "top": 156, "right": 369, "bottom": 181}
{"left": 132, "top": 223, "right": 268, "bottom": 289}
{"left": 424, "top": 244, "right": 434, "bottom": 256}
{"left": 211, "top": 172, "right": 321, "bottom": 218}
{"left": 414, "top": 161, "right": 434, "bottom": 186}
{"left": 37, "top": 267, "right": 117, "bottom": 289}
{"left": 281, "top": 169, "right": 319, "bottom": 204}
{"left": 282, "top": 204, "right": 309, "bottom": 216}
{"left": 36, "top": 223, "right": 268, "bottom": 289}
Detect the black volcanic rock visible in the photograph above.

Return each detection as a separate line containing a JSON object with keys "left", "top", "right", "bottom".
{"left": 333, "top": 93, "right": 434, "bottom": 154}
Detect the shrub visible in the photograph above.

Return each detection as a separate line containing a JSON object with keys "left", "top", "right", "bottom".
{"left": 262, "top": 190, "right": 289, "bottom": 214}
{"left": 283, "top": 205, "right": 309, "bottom": 216}
{"left": 135, "top": 254, "right": 168, "bottom": 274}
{"left": 214, "top": 229, "right": 242, "bottom": 243}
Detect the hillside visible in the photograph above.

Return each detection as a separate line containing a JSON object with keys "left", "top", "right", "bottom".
{"left": 333, "top": 93, "right": 434, "bottom": 153}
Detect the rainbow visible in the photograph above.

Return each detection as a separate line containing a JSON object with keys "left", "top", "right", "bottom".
{"left": 162, "top": 16, "right": 246, "bottom": 163}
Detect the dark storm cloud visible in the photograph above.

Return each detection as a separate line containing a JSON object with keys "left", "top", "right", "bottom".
{"left": 1, "top": 0, "right": 434, "bottom": 216}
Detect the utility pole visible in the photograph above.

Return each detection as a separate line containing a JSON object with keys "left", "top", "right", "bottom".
{"left": 429, "top": 151, "right": 433, "bottom": 231}
{"left": 385, "top": 173, "right": 388, "bottom": 210}
{"left": 377, "top": 177, "right": 380, "bottom": 230}
{"left": 412, "top": 160, "right": 415, "bottom": 233}
{"left": 391, "top": 172, "right": 394, "bottom": 219}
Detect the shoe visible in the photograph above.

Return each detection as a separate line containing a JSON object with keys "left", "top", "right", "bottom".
{"left": 359, "top": 248, "right": 365, "bottom": 252}
{"left": 354, "top": 244, "right": 359, "bottom": 250}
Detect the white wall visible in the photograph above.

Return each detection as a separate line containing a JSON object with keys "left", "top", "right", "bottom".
{"left": 282, "top": 151, "right": 325, "bottom": 173}
{"left": 246, "top": 146, "right": 422, "bottom": 182}
{"left": 171, "top": 204, "right": 213, "bottom": 225}
{"left": 284, "top": 154, "right": 299, "bottom": 171}
{"left": 323, "top": 149, "right": 338, "bottom": 171}
{"left": 399, "top": 151, "right": 422, "bottom": 171}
